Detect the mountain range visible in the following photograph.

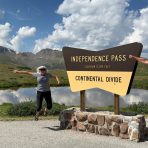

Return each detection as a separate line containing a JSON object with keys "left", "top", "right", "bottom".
{"left": 0, "top": 46, "right": 65, "bottom": 69}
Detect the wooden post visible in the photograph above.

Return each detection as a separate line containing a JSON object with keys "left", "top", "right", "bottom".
{"left": 80, "top": 90, "right": 85, "bottom": 111}
{"left": 114, "top": 94, "right": 120, "bottom": 115}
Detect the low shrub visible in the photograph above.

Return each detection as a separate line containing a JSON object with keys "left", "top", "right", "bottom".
{"left": 7, "top": 101, "right": 67, "bottom": 116}
{"left": 48, "top": 103, "right": 67, "bottom": 115}
{"left": 6, "top": 101, "right": 148, "bottom": 117}
{"left": 127, "top": 102, "right": 148, "bottom": 114}
{"left": 7, "top": 101, "right": 36, "bottom": 116}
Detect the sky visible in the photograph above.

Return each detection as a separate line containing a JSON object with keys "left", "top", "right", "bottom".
{"left": 0, "top": 0, "right": 148, "bottom": 57}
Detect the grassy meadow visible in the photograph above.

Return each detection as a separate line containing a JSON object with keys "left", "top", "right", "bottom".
{"left": 0, "top": 102, "right": 65, "bottom": 121}
{"left": 0, "top": 101, "right": 148, "bottom": 121}
{"left": 132, "top": 63, "right": 148, "bottom": 89}
{"left": 0, "top": 63, "right": 147, "bottom": 89}
{"left": 0, "top": 63, "right": 69, "bottom": 89}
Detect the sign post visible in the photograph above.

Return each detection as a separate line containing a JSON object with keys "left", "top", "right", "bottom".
{"left": 62, "top": 42, "right": 143, "bottom": 113}
{"left": 114, "top": 94, "right": 120, "bottom": 115}
{"left": 80, "top": 90, "right": 85, "bottom": 111}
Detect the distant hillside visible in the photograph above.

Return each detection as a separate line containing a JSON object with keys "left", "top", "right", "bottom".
{"left": 0, "top": 46, "right": 65, "bottom": 69}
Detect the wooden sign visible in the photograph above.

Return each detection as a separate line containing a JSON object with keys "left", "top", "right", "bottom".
{"left": 62, "top": 42, "right": 143, "bottom": 96}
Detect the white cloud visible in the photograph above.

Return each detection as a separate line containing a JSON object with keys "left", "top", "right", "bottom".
{"left": 120, "top": 7, "right": 148, "bottom": 52}
{"left": 0, "top": 23, "right": 36, "bottom": 52}
{"left": 33, "top": 0, "right": 137, "bottom": 53}
{"left": 0, "top": 9, "right": 5, "bottom": 19}
{"left": 1, "top": 0, "right": 148, "bottom": 54}
{"left": 0, "top": 90, "right": 19, "bottom": 105}
{"left": 16, "top": 9, "right": 21, "bottom": 14}
{"left": 10, "top": 26, "right": 36, "bottom": 52}
{"left": 0, "top": 22, "right": 11, "bottom": 47}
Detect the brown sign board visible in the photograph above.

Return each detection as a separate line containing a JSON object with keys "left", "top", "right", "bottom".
{"left": 62, "top": 42, "right": 143, "bottom": 96}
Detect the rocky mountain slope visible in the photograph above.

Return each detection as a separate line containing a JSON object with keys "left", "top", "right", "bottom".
{"left": 0, "top": 46, "right": 65, "bottom": 69}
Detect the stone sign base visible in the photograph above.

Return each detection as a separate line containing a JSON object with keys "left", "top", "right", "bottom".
{"left": 59, "top": 108, "right": 147, "bottom": 142}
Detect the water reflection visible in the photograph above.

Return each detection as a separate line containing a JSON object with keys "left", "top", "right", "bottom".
{"left": 0, "top": 87, "right": 147, "bottom": 107}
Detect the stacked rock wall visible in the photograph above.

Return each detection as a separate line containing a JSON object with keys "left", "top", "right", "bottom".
{"left": 59, "top": 108, "right": 147, "bottom": 142}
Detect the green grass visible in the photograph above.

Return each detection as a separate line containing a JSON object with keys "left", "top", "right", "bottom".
{"left": 132, "top": 63, "right": 148, "bottom": 89}
{"left": 0, "top": 103, "right": 13, "bottom": 117}
{"left": 0, "top": 102, "right": 148, "bottom": 121}
{"left": 0, "top": 63, "right": 69, "bottom": 89}
{"left": 91, "top": 102, "right": 148, "bottom": 116}
{"left": 0, "top": 62, "right": 147, "bottom": 89}
{"left": 86, "top": 107, "right": 148, "bottom": 119}
{"left": 7, "top": 101, "right": 67, "bottom": 116}
{"left": 0, "top": 102, "right": 65, "bottom": 121}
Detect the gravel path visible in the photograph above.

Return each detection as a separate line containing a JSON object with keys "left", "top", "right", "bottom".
{"left": 0, "top": 120, "right": 148, "bottom": 148}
